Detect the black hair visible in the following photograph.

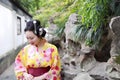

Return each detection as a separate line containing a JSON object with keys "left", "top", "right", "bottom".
{"left": 24, "top": 20, "right": 46, "bottom": 37}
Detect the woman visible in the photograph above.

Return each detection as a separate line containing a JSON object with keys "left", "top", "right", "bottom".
{"left": 14, "top": 20, "right": 61, "bottom": 80}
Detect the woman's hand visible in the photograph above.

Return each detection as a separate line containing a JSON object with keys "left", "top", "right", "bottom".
{"left": 33, "top": 72, "right": 48, "bottom": 80}
{"left": 23, "top": 72, "right": 34, "bottom": 80}
{"left": 33, "top": 74, "right": 45, "bottom": 80}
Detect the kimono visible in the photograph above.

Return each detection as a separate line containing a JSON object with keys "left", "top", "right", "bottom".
{"left": 14, "top": 42, "right": 61, "bottom": 80}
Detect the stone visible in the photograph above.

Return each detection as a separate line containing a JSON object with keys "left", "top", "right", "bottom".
{"left": 73, "top": 72, "right": 95, "bottom": 80}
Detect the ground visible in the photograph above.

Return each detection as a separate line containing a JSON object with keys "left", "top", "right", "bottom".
{"left": 0, "top": 63, "right": 16, "bottom": 80}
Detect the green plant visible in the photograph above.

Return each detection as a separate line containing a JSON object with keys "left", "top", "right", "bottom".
{"left": 73, "top": 0, "right": 111, "bottom": 46}
{"left": 109, "top": 0, "right": 120, "bottom": 16}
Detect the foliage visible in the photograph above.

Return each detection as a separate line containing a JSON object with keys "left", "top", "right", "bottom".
{"left": 75, "top": 0, "right": 110, "bottom": 46}
{"left": 17, "top": 0, "right": 41, "bottom": 14}
{"left": 109, "top": 0, "right": 120, "bottom": 16}
{"left": 18, "top": 0, "right": 120, "bottom": 47}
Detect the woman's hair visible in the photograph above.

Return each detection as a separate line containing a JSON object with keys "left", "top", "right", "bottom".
{"left": 24, "top": 20, "right": 46, "bottom": 37}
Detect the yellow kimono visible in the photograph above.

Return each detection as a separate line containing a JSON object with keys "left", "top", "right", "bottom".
{"left": 14, "top": 42, "right": 61, "bottom": 80}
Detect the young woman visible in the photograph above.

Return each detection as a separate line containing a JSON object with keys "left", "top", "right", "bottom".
{"left": 14, "top": 20, "right": 61, "bottom": 80}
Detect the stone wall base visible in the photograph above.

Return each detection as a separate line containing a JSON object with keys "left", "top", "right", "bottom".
{"left": 0, "top": 44, "right": 26, "bottom": 75}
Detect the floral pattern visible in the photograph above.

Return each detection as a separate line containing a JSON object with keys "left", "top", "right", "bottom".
{"left": 14, "top": 43, "right": 61, "bottom": 80}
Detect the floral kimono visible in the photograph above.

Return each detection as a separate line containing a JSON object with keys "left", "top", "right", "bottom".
{"left": 14, "top": 42, "right": 61, "bottom": 80}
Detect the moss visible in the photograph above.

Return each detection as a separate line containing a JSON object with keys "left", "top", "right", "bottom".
{"left": 115, "top": 55, "right": 120, "bottom": 64}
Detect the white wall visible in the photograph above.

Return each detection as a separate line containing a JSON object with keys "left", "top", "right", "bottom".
{"left": 0, "top": 4, "right": 27, "bottom": 56}
{"left": 0, "top": 4, "right": 14, "bottom": 55}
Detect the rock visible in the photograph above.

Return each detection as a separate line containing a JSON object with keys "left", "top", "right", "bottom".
{"left": 63, "top": 69, "right": 81, "bottom": 80}
{"left": 108, "top": 71, "right": 120, "bottom": 80}
{"left": 73, "top": 72, "right": 95, "bottom": 80}
{"left": 88, "top": 62, "right": 107, "bottom": 76}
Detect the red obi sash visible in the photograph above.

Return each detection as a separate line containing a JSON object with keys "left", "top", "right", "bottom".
{"left": 27, "top": 66, "right": 50, "bottom": 77}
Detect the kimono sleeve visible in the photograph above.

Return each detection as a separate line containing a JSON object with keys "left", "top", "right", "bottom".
{"left": 45, "top": 45, "right": 61, "bottom": 80}
{"left": 14, "top": 48, "right": 27, "bottom": 80}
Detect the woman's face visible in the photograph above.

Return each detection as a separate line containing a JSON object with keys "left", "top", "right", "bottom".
{"left": 25, "top": 31, "right": 40, "bottom": 46}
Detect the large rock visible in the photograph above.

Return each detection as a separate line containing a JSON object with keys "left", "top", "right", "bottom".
{"left": 45, "top": 23, "right": 60, "bottom": 42}
{"left": 64, "top": 13, "right": 79, "bottom": 41}
{"left": 109, "top": 16, "right": 120, "bottom": 57}
{"left": 106, "top": 16, "right": 120, "bottom": 79}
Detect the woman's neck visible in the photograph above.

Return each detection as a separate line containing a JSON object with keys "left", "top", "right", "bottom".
{"left": 37, "top": 38, "right": 46, "bottom": 49}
